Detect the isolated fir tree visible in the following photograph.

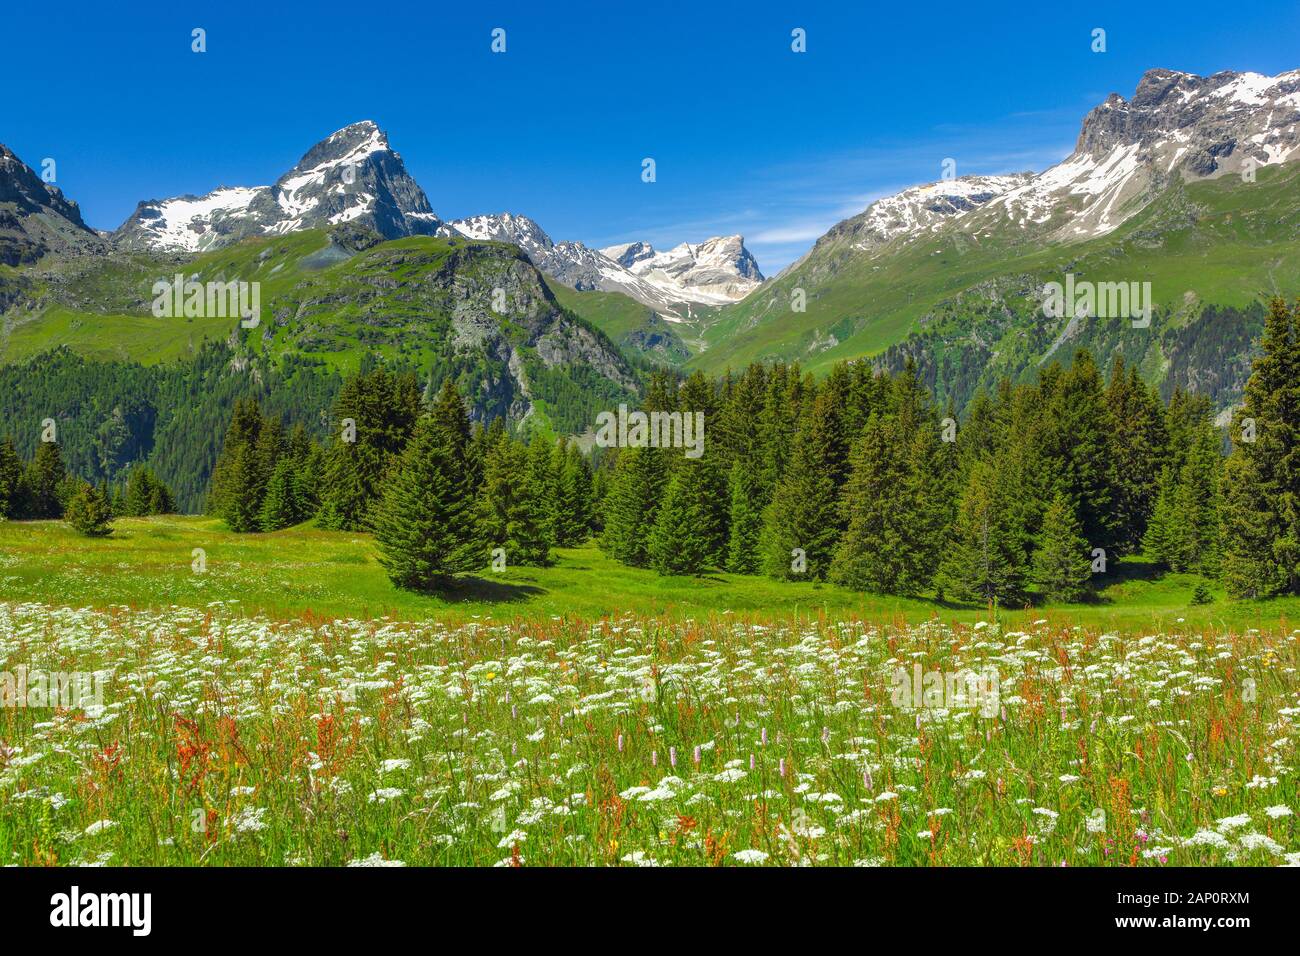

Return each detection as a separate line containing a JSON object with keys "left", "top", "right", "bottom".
{"left": 64, "top": 482, "right": 113, "bottom": 537}
{"left": 0, "top": 436, "right": 23, "bottom": 519}
{"left": 1031, "top": 493, "right": 1092, "bottom": 603}
{"left": 373, "top": 417, "right": 487, "bottom": 590}
{"left": 25, "top": 441, "right": 66, "bottom": 519}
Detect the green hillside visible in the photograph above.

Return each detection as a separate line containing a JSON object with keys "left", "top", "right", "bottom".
{"left": 691, "top": 163, "right": 1300, "bottom": 400}
{"left": 543, "top": 277, "right": 691, "bottom": 365}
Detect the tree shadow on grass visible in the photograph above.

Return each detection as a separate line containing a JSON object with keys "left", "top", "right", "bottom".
{"left": 421, "top": 575, "right": 546, "bottom": 604}
{"left": 1083, "top": 559, "right": 1167, "bottom": 606}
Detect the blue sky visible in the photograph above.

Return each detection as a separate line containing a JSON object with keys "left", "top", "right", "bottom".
{"left": 7, "top": 0, "right": 1299, "bottom": 273}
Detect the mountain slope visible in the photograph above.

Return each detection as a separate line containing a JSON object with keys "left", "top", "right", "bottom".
{"left": 113, "top": 121, "right": 441, "bottom": 253}
{"left": 691, "top": 67, "right": 1300, "bottom": 404}
{"left": 0, "top": 144, "right": 106, "bottom": 266}
{"left": 2, "top": 225, "right": 638, "bottom": 435}
{"left": 443, "top": 212, "right": 761, "bottom": 322}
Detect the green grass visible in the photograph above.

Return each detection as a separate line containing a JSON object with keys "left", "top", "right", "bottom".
{"left": 544, "top": 279, "right": 691, "bottom": 364}
{"left": 3, "top": 516, "right": 1298, "bottom": 867}
{"left": 1, "top": 516, "right": 1297, "bottom": 633}
{"left": 1, "top": 590, "right": 1295, "bottom": 866}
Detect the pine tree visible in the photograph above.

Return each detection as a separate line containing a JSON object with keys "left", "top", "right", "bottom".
{"left": 938, "top": 458, "right": 1028, "bottom": 606}
{"left": 1032, "top": 493, "right": 1093, "bottom": 603}
{"left": 372, "top": 417, "right": 487, "bottom": 590}
{"left": 260, "top": 458, "right": 302, "bottom": 531}
{"left": 0, "top": 436, "right": 23, "bottom": 519}
{"left": 830, "top": 414, "right": 928, "bottom": 594}
{"left": 726, "top": 459, "right": 765, "bottom": 574}
{"left": 600, "top": 447, "right": 667, "bottom": 567}
{"left": 25, "top": 441, "right": 66, "bottom": 519}
{"left": 480, "top": 435, "right": 552, "bottom": 566}
{"left": 761, "top": 414, "right": 839, "bottom": 581}
{"left": 65, "top": 482, "right": 113, "bottom": 537}
{"left": 647, "top": 456, "right": 725, "bottom": 574}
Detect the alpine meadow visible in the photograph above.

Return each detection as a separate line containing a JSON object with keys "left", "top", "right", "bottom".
{"left": 4, "top": 5, "right": 1300, "bottom": 927}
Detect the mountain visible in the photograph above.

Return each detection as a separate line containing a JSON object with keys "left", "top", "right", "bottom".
{"left": 442, "top": 212, "right": 762, "bottom": 322}
{"left": 601, "top": 235, "right": 764, "bottom": 304}
{"left": 691, "top": 67, "right": 1300, "bottom": 411}
{"left": 0, "top": 144, "right": 106, "bottom": 266}
{"left": 112, "top": 121, "right": 442, "bottom": 253}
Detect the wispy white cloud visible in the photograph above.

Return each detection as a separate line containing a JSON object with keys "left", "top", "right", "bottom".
{"left": 580, "top": 106, "right": 1082, "bottom": 275}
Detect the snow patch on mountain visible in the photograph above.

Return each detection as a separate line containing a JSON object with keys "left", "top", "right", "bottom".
{"left": 813, "top": 67, "right": 1300, "bottom": 259}
{"left": 114, "top": 121, "right": 441, "bottom": 252}
{"left": 443, "top": 214, "right": 763, "bottom": 318}
{"left": 601, "top": 236, "right": 764, "bottom": 305}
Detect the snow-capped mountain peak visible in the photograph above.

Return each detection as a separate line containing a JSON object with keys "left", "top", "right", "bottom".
{"left": 599, "top": 234, "right": 764, "bottom": 305}
{"left": 113, "top": 121, "right": 441, "bottom": 252}
{"left": 811, "top": 67, "right": 1300, "bottom": 260}
{"left": 440, "top": 213, "right": 764, "bottom": 317}
{"left": 987, "top": 67, "right": 1300, "bottom": 240}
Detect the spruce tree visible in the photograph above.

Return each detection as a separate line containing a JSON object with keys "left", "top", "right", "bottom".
{"left": 1220, "top": 452, "right": 1275, "bottom": 597}
{"left": 600, "top": 447, "right": 667, "bottom": 567}
{"left": 373, "top": 417, "right": 487, "bottom": 590}
{"left": 25, "top": 441, "right": 66, "bottom": 519}
{"left": 1220, "top": 298, "right": 1300, "bottom": 596}
{"left": 938, "top": 457, "right": 1028, "bottom": 606}
{"left": 65, "top": 482, "right": 113, "bottom": 537}
{"left": 1032, "top": 493, "right": 1093, "bottom": 603}
{"left": 124, "top": 466, "right": 156, "bottom": 516}
{"left": 0, "top": 437, "right": 23, "bottom": 519}
{"left": 526, "top": 436, "right": 560, "bottom": 549}
{"left": 554, "top": 442, "right": 594, "bottom": 546}
{"left": 647, "top": 456, "right": 724, "bottom": 575}
{"left": 726, "top": 459, "right": 765, "bottom": 574}
{"left": 316, "top": 368, "right": 423, "bottom": 531}
{"left": 480, "top": 435, "right": 552, "bottom": 566}
{"left": 830, "top": 414, "right": 927, "bottom": 594}
{"left": 260, "top": 458, "right": 302, "bottom": 531}
{"left": 761, "top": 414, "right": 839, "bottom": 581}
